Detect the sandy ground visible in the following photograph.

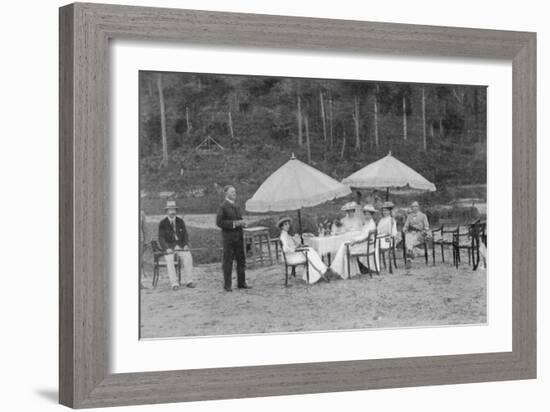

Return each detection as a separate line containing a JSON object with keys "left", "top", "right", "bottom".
{"left": 140, "top": 252, "right": 486, "bottom": 338}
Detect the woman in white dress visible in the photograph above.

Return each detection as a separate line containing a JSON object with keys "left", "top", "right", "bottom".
{"left": 331, "top": 204, "right": 378, "bottom": 279}
{"left": 377, "top": 201, "right": 397, "bottom": 252}
{"left": 278, "top": 217, "right": 332, "bottom": 284}
{"left": 332, "top": 201, "right": 363, "bottom": 234}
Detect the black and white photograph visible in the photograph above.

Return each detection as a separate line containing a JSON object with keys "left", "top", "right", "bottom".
{"left": 139, "top": 71, "right": 487, "bottom": 339}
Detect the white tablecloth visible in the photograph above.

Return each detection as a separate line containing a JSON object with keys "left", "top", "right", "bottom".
{"left": 304, "top": 231, "right": 361, "bottom": 256}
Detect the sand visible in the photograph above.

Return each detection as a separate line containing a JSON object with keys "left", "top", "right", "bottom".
{"left": 140, "top": 256, "right": 486, "bottom": 339}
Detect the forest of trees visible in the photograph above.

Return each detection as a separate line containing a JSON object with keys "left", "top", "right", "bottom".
{"left": 139, "top": 71, "right": 487, "bottom": 212}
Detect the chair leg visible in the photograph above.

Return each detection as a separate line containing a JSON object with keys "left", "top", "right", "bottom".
{"left": 346, "top": 246, "right": 350, "bottom": 280}
{"left": 306, "top": 262, "right": 310, "bottom": 284}
{"left": 424, "top": 242, "right": 429, "bottom": 264}
{"left": 441, "top": 244, "right": 445, "bottom": 263}
{"left": 381, "top": 252, "right": 386, "bottom": 270}
{"left": 284, "top": 265, "right": 288, "bottom": 287}
{"left": 366, "top": 254, "right": 372, "bottom": 278}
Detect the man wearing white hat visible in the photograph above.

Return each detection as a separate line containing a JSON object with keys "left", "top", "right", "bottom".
{"left": 158, "top": 200, "right": 195, "bottom": 290}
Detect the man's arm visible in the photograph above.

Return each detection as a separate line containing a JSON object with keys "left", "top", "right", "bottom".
{"left": 403, "top": 215, "right": 410, "bottom": 232}
{"left": 181, "top": 220, "right": 189, "bottom": 247}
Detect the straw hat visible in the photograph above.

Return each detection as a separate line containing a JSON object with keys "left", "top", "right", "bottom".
{"left": 341, "top": 201, "right": 358, "bottom": 212}
{"left": 164, "top": 200, "right": 179, "bottom": 210}
{"left": 277, "top": 216, "right": 292, "bottom": 228}
{"left": 362, "top": 204, "right": 377, "bottom": 213}
{"left": 381, "top": 201, "right": 394, "bottom": 210}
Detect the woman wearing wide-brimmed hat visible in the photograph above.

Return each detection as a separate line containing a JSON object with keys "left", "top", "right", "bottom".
{"left": 278, "top": 217, "right": 335, "bottom": 284}
{"left": 331, "top": 204, "right": 378, "bottom": 279}
{"left": 376, "top": 201, "right": 397, "bottom": 250}
{"left": 333, "top": 201, "right": 363, "bottom": 234}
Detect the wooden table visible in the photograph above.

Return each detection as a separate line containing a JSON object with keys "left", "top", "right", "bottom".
{"left": 243, "top": 226, "right": 273, "bottom": 267}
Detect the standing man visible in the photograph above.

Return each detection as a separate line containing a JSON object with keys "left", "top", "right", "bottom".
{"left": 158, "top": 200, "right": 195, "bottom": 290}
{"left": 216, "top": 185, "right": 251, "bottom": 292}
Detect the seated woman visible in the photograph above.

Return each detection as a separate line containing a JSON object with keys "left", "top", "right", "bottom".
{"left": 377, "top": 201, "right": 397, "bottom": 250}
{"left": 332, "top": 201, "right": 363, "bottom": 234}
{"left": 278, "top": 217, "right": 333, "bottom": 284}
{"left": 331, "top": 204, "right": 378, "bottom": 279}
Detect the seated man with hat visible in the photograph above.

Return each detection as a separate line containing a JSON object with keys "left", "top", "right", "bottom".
{"left": 333, "top": 201, "right": 363, "bottom": 234}
{"left": 278, "top": 217, "right": 335, "bottom": 284}
{"left": 403, "top": 201, "right": 431, "bottom": 267}
{"left": 158, "top": 200, "right": 195, "bottom": 290}
{"left": 331, "top": 204, "right": 378, "bottom": 279}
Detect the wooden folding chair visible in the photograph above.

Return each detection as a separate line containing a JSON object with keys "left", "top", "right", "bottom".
{"left": 346, "top": 230, "right": 378, "bottom": 278}
{"left": 377, "top": 233, "right": 397, "bottom": 274}
{"left": 151, "top": 239, "right": 181, "bottom": 287}
{"left": 280, "top": 240, "right": 309, "bottom": 287}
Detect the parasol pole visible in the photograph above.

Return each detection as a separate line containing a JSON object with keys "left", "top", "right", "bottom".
{"left": 297, "top": 209, "right": 304, "bottom": 244}
{"left": 386, "top": 187, "right": 390, "bottom": 201}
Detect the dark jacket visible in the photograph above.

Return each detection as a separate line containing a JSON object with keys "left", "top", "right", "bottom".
{"left": 216, "top": 200, "right": 243, "bottom": 239}
{"left": 158, "top": 216, "right": 189, "bottom": 250}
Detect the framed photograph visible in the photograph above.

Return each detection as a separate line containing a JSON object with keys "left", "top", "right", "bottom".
{"left": 59, "top": 2, "right": 536, "bottom": 408}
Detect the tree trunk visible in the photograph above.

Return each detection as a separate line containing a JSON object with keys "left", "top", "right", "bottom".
{"left": 402, "top": 95, "right": 408, "bottom": 141}
{"left": 374, "top": 86, "right": 379, "bottom": 148}
{"left": 421, "top": 87, "right": 427, "bottom": 151}
{"left": 228, "top": 110, "right": 234, "bottom": 139}
{"left": 297, "top": 95, "right": 303, "bottom": 146}
{"left": 340, "top": 129, "right": 346, "bottom": 160}
{"left": 157, "top": 73, "right": 168, "bottom": 167}
{"left": 320, "top": 90, "right": 327, "bottom": 143}
{"left": 304, "top": 115, "right": 311, "bottom": 163}
{"left": 439, "top": 100, "right": 446, "bottom": 138}
{"left": 353, "top": 96, "right": 360, "bottom": 149}
{"left": 185, "top": 106, "right": 191, "bottom": 134}
{"left": 328, "top": 92, "right": 334, "bottom": 149}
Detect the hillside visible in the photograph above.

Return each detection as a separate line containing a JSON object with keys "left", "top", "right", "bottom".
{"left": 139, "top": 71, "right": 487, "bottom": 213}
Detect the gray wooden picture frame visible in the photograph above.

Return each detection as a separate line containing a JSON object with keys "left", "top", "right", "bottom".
{"left": 59, "top": 2, "right": 536, "bottom": 408}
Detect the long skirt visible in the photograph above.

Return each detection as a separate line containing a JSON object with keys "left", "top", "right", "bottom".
{"left": 285, "top": 247, "right": 327, "bottom": 284}
{"left": 331, "top": 242, "right": 379, "bottom": 279}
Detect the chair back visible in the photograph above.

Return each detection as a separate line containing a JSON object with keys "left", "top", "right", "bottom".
{"left": 376, "top": 232, "right": 394, "bottom": 249}
{"left": 367, "top": 230, "right": 377, "bottom": 254}
{"left": 278, "top": 239, "right": 289, "bottom": 265}
{"left": 151, "top": 239, "right": 162, "bottom": 253}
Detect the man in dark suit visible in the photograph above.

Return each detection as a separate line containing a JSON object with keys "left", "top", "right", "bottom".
{"left": 216, "top": 186, "right": 250, "bottom": 291}
{"left": 158, "top": 200, "right": 195, "bottom": 290}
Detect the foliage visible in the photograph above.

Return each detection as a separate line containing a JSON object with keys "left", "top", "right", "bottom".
{"left": 139, "top": 72, "right": 487, "bottom": 213}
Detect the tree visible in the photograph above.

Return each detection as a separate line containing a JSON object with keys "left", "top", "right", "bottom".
{"left": 156, "top": 73, "right": 169, "bottom": 167}
{"left": 374, "top": 85, "right": 380, "bottom": 148}
{"left": 320, "top": 90, "right": 327, "bottom": 144}
{"left": 421, "top": 87, "right": 427, "bottom": 151}
{"left": 297, "top": 94, "right": 303, "bottom": 146}
{"left": 304, "top": 115, "right": 311, "bottom": 163}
